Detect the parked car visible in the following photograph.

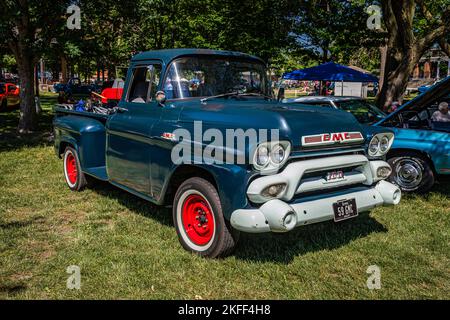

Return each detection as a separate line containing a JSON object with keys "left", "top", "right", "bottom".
{"left": 98, "top": 78, "right": 125, "bottom": 104}
{"left": 284, "top": 78, "right": 450, "bottom": 193}
{"left": 53, "top": 49, "right": 401, "bottom": 258}
{"left": 53, "top": 78, "right": 94, "bottom": 95}
{"left": 376, "top": 77, "right": 450, "bottom": 193}
{"left": 0, "top": 82, "right": 20, "bottom": 110}
{"left": 283, "top": 96, "right": 386, "bottom": 125}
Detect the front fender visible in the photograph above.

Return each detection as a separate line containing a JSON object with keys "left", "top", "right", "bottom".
{"left": 162, "top": 163, "right": 253, "bottom": 220}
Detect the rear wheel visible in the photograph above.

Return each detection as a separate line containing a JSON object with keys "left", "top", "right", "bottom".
{"left": 173, "top": 177, "right": 239, "bottom": 258}
{"left": 387, "top": 152, "right": 435, "bottom": 193}
{"left": 63, "top": 147, "right": 90, "bottom": 191}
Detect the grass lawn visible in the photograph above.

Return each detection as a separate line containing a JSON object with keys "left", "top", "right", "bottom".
{"left": 0, "top": 93, "right": 449, "bottom": 299}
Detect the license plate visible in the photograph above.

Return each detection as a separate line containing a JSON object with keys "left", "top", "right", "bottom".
{"left": 333, "top": 198, "right": 358, "bottom": 222}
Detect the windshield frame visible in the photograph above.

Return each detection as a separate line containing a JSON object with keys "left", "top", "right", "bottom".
{"left": 162, "top": 55, "right": 270, "bottom": 101}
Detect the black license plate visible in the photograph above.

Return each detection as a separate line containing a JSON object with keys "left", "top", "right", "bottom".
{"left": 333, "top": 198, "right": 358, "bottom": 222}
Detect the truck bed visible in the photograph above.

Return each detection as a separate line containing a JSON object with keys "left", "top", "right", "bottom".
{"left": 54, "top": 104, "right": 111, "bottom": 122}
{"left": 53, "top": 104, "right": 110, "bottom": 181}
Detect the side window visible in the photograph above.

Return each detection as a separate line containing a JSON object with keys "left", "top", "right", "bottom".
{"left": 127, "top": 64, "right": 161, "bottom": 103}
{"left": 8, "top": 85, "right": 17, "bottom": 93}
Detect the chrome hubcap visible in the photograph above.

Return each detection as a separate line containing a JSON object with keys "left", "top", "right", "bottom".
{"left": 395, "top": 159, "right": 423, "bottom": 189}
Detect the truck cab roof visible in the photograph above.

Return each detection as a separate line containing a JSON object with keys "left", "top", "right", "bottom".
{"left": 131, "top": 48, "right": 265, "bottom": 64}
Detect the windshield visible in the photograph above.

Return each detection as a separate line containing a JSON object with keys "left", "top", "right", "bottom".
{"left": 335, "top": 99, "right": 386, "bottom": 125}
{"left": 163, "top": 56, "right": 269, "bottom": 99}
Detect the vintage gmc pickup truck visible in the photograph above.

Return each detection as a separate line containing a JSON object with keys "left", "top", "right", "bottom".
{"left": 53, "top": 49, "right": 401, "bottom": 258}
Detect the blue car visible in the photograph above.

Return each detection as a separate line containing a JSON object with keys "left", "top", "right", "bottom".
{"left": 375, "top": 77, "right": 450, "bottom": 193}
{"left": 284, "top": 78, "right": 450, "bottom": 193}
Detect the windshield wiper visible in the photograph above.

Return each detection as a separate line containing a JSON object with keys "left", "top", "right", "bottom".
{"left": 200, "top": 92, "right": 273, "bottom": 104}
{"left": 200, "top": 92, "right": 241, "bottom": 104}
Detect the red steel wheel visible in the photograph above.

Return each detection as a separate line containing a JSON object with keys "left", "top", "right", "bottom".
{"left": 173, "top": 177, "right": 239, "bottom": 258}
{"left": 63, "top": 147, "right": 89, "bottom": 191}
{"left": 181, "top": 194, "right": 215, "bottom": 246}
{"left": 65, "top": 152, "right": 78, "bottom": 185}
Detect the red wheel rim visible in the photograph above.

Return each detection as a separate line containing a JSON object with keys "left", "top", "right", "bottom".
{"left": 181, "top": 194, "right": 214, "bottom": 246}
{"left": 65, "top": 152, "right": 78, "bottom": 185}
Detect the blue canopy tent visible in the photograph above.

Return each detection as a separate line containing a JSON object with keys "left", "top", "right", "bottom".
{"left": 282, "top": 62, "right": 378, "bottom": 82}
{"left": 282, "top": 62, "right": 378, "bottom": 96}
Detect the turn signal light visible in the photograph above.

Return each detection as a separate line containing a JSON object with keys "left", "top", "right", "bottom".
{"left": 377, "top": 166, "right": 392, "bottom": 179}
{"left": 262, "top": 183, "right": 287, "bottom": 198}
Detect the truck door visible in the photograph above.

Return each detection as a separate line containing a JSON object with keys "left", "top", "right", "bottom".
{"left": 106, "top": 63, "right": 162, "bottom": 196}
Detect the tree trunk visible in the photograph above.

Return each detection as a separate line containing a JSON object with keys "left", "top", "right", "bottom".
{"left": 17, "top": 54, "right": 38, "bottom": 133}
{"left": 61, "top": 56, "right": 68, "bottom": 82}
{"left": 378, "top": 45, "right": 387, "bottom": 91}
{"left": 377, "top": 47, "right": 418, "bottom": 111}
{"left": 377, "top": 0, "right": 449, "bottom": 111}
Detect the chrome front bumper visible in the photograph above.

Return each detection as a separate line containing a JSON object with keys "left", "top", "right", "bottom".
{"left": 231, "top": 154, "right": 401, "bottom": 233}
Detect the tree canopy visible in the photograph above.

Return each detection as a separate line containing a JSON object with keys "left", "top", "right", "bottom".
{"left": 0, "top": 0, "right": 449, "bottom": 130}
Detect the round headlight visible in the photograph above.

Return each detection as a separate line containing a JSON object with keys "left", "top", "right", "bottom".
{"left": 380, "top": 135, "right": 390, "bottom": 153}
{"left": 255, "top": 146, "right": 269, "bottom": 167}
{"left": 368, "top": 136, "right": 380, "bottom": 156}
{"left": 270, "top": 144, "right": 285, "bottom": 164}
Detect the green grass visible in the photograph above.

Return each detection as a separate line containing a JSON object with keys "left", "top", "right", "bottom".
{"left": 0, "top": 93, "right": 449, "bottom": 299}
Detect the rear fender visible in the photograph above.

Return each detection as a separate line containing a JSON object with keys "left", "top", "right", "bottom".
{"left": 53, "top": 115, "right": 106, "bottom": 170}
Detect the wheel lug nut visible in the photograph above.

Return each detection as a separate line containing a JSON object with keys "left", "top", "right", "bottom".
{"left": 195, "top": 215, "right": 199, "bottom": 220}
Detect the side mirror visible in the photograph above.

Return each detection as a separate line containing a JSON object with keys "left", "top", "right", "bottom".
{"left": 155, "top": 90, "right": 166, "bottom": 107}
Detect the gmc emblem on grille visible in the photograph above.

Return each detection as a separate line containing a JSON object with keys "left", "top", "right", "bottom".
{"left": 301, "top": 132, "right": 364, "bottom": 147}
{"left": 325, "top": 170, "right": 345, "bottom": 181}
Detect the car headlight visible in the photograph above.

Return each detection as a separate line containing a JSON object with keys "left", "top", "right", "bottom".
{"left": 255, "top": 146, "right": 270, "bottom": 167}
{"left": 380, "top": 135, "right": 390, "bottom": 153}
{"left": 368, "top": 136, "right": 380, "bottom": 156}
{"left": 270, "top": 144, "right": 286, "bottom": 164}
{"left": 253, "top": 141, "right": 291, "bottom": 172}
{"left": 368, "top": 133, "right": 394, "bottom": 157}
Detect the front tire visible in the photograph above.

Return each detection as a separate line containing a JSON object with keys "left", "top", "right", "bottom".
{"left": 63, "top": 147, "right": 89, "bottom": 191}
{"left": 387, "top": 152, "right": 435, "bottom": 193}
{"left": 0, "top": 99, "right": 6, "bottom": 111}
{"left": 173, "top": 177, "right": 239, "bottom": 258}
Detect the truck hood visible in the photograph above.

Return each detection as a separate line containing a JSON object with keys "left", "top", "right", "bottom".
{"left": 175, "top": 98, "right": 365, "bottom": 149}
{"left": 376, "top": 76, "right": 450, "bottom": 126}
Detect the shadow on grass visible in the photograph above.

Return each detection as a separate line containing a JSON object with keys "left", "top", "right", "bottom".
{"left": 433, "top": 175, "right": 450, "bottom": 197}
{"left": 0, "top": 96, "right": 55, "bottom": 153}
{"left": 88, "top": 180, "right": 388, "bottom": 263}
{"left": 0, "top": 283, "right": 27, "bottom": 296}
{"left": 0, "top": 215, "right": 46, "bottom": 230}
{"left": 234, "top": 214, "right": 387, "bottom": 263}
{"left": 89, "top": 181, "right": 173, "bottom": 227}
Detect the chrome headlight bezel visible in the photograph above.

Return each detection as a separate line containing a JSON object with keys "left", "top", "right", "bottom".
{"left": 368, "top": 133, "right": 394, "bottom": 157}
{"left": 252, "top": 141, "right": 291, "bottom": 172}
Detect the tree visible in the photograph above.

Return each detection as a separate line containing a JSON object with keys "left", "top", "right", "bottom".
{"left": 0, "top": 0, "right": 69, "bottom": 133}
{"left": 377, "top": 0, "right": 450, "bottom": 110}
{"left": 291, "top": 0, "right": 383, "bottom": 64}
